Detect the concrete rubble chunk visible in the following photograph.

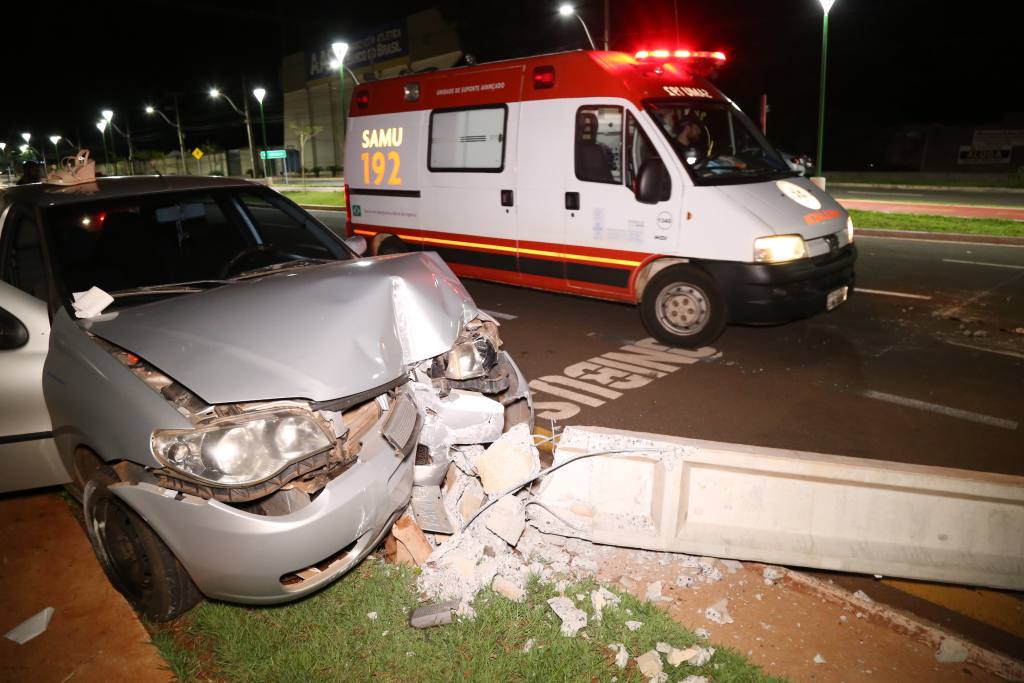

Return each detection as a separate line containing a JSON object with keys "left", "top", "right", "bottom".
{"left": 935, "top": 637, "right": 969, "bottom": 663}
{"left": 687, "top": 646, "right": 716, "bottom": 667}
{"left": 547, "top": 596, "right": 588, "bottom": 636}
{"left": 762, "top": 566, "right": 786, "bottom": 586}
{"left": 636, "top": 650, "right": 665, "bottom": 681}
{"left": 367, "top": 612, "right": 378, "bottom": 620}
{"left": 484, "top": 494, "right": 526, "bottom": 546}
{"left": 457, "top": 487, "right": 486, "bottom": 523}
{"left": 391, "top": 514, "right": 433, "bottom": 566}
{"left": 704, "top": 598, "right": 734, "bottom": 625}
{"left": 667, "top": 645, "right": 701, "bottom": 666}
{"left": 492, "top": 575, "right": 526, "bottom": 603}
{"left": 625, "top": 620, "right": 643, "bottom": 631}
{"left": 813, "top": 653, "right": 827, "bottom": 665}
{"left": 522, "top": 638, "right": 534, "bottom": 653}
{"left": 656, "top": 642, "right": 672, "bottom": 654}
{"left": 680, "top": 677, "right": 709, "bottom": 683}
{"left": 590, "top": 587, "right": 620, "bottom": 619}
{"left": 853, "top": 589, "right": 873, "bottom": 603}
{"left": 721, "top": 559, "right": 743, "bottom": 573}
{"left": 608, "top": 642, "right": 629, "bottom": 668}
{"left": 474, "top": 423, "right": 540, "bottom": 495}
{"left": 676, "top": 575, "right": 695, "bottom": 588}
{"left": 694, "top": 627, "right": 711, "bottom": 639}
{"left": 646, "top": 580, "right": 666, "bottom": 602}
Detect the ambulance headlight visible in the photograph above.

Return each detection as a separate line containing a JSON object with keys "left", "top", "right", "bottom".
{"left": 847, "top": 216, "right": 855, "bottom": 244}
{"left": 753, "top": 235, "right": 807, "bottom": 263}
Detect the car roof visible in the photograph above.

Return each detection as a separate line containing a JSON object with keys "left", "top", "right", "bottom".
{"left": 1, "top": 175, "right": 257, "bottom": 208}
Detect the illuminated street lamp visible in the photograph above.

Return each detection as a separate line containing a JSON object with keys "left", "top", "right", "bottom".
{"left": 252, "top": 87, "right": 270, "bottom": 179}
{"left": 101, "top": 109, "right": 135, "bottom": 174}
{"left": 146, "top": 99, "right": 189, "bottom": 174}
{"left": 331, "top": 41, "right": 351, "bottom": 170}
{"left": 558, "top": 4, "right": 596, "bottom": 50}
{"left": 96, "top": 120, "right": 111, "bottom": 173}
{"left": 49, "top": 135, "right": 62, "bottom": 166}
{"left": 100, "top": 110, "right": 119, "bottom": 174}
{"left": 814, "top": 0, "right": 837, "bottom": 182}
{"left": 210, "top": 86, "right": 259, "bottom": 177}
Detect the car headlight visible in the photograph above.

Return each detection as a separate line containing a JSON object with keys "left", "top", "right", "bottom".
{"left": 444, "top": 318, "right": 501, "bottom": 380}
{"left": 753, "top": 234, "right": 807, "bottom": 263}
{"left": 152, "top": 412, "right": 332, "bottom": 486}
{"left": 847, "top": 216, "right": 855, "bottom": 244}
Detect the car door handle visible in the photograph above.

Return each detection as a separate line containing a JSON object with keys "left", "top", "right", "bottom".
{"left": 565, "top": 192, "right": 580, "bottom": 210}
{"left": 501, "top": 189, "right": 514, "bottom": 207}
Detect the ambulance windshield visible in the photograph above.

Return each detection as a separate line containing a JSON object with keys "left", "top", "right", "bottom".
{"left": 647, "top": 100, "right": 794, "bottom": 185}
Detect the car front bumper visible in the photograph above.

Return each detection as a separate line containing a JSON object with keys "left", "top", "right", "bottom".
{"left": 703, "top": 244, "right": 857, "bottom": 325}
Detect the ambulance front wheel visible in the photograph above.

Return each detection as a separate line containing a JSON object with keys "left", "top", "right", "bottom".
{"left": 641, "top": 266, "right": 726, "bottom": 348}
{"left": 372, "top": 234, "right": 408, "bottom": 256}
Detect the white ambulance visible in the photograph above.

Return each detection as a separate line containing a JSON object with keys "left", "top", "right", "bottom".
{"left": 343, "top": 49, "right": 856, "bottom": 347}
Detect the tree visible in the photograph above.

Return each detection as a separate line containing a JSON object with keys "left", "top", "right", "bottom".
{"left": 289, "top": 123, "right": 322, "bottom": 189}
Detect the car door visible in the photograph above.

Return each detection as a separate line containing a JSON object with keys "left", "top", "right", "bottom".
{"left": 0, "top": 204, "right": 69, "bottom": 492}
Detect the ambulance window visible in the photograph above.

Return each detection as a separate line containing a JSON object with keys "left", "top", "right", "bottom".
{"left": 574, "top": 106, "right": 623, "bottom": 185}
{"left": 429, "top": 105, "right": 507, "bottom": 172}
{"left": 625, "top": 112, "right": 668, "bottom": 194}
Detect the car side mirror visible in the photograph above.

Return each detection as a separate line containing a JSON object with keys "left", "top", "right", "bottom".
{"left": 344, "top": 235, "right": 368, "bottom": 256}
{"left": 635, "top": 159, "right": 671, "bottom": 204}
{"left": 0, "top": 307, "right": 30, "bottom": 350}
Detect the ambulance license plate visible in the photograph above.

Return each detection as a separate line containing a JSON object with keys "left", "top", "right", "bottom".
{"left": 826, "top": 286, "right": 849, "bottom": 311}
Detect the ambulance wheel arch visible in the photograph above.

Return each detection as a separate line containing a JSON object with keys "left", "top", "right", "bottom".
{"left": 639, "top": 262, "right": 727, "bottom": 347}
{"left": 371, "top": 233, "right": 408, "bottom": 256}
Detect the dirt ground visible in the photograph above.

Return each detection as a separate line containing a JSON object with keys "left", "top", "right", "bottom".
{"left": 590, "top": 543, "right": 1000, "bottom": 682}
{"left": 0, "top": 490, "right": 172, "bottom": 683}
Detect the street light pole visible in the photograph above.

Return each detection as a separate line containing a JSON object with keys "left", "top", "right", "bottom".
{"left": 558, "top": 4, "right": 596, "bottom": 50}
{"left": 147, "top": 102, "right": 188, "bottom": 175}
{"left": 253, "top": 87, "right": 269, "bottom": 179}
{"left": 331, "top": 41, "right": 350, "bottom": 174}
{"left": 49, "top": 136, "right": 61, "bottom": 168}
{"left": 96, "top": 121, "right": 110, "bottom": 174}
{"left": 101, "top": 110, "right": 119, "bottom": 175}
{"left": 210, "top": 88, "right": 258, "bottom": 178}
{"left": 815, "top": 0, "right": 836, "bottom": 182}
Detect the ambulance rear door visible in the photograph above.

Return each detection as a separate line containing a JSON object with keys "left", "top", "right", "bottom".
{"left": 420, "top": 66, "right": 524, "bottom": 284}
{"left": 563, "top": 100, "right": 681, "bottom": 298}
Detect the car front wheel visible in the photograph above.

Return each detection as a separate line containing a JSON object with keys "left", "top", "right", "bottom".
{"left": 640, "top": 265, "right": 726, "bottom": 348}
{"left": 83, "top": 467, "right": 201, "bottom": 622}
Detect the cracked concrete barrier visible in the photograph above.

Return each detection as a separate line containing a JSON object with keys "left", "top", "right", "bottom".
{"left": 532, "top": 426, "right": 1024, "bottom": 590}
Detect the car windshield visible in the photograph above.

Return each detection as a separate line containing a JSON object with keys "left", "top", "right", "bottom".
{"left": 43, "top": 186, "right": 352, "bottom": 306}
{"left": 646, "top": 100, "right": 794, "bottom": 185}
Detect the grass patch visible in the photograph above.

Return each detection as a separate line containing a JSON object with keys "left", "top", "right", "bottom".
{"left": 849, "top": 209, "right": 1024, "bottom": 238}
{"left": 278, "top": 190, "right": 345, "bottom": 208}
{"left": 829, "top": 171, "right": 1024, "bottom": 189}
{"left": 154, "top": 557, "right": 783, "bottom": 682}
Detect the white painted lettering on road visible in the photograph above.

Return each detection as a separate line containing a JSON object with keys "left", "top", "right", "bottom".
{"left": 528, "top": 338, "right": 720, "bottom": 421}
{"left": 945, "top": 341, "right": 1024, "bottom": 361}
{"left": 855, "top": 288, "right": 932, "bottom": 300}
{"left": 942, "top": 259, "right": 1024, "bottom": 270}
{"left": 480, "top": 309, "right": 518, "bottom": 320}
{"left": 859, "top": 389, "right": 1018, "bottom": 431}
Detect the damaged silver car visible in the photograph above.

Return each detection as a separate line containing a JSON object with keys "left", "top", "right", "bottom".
{"left": 0, "top": 176, "right": 531, "bottom": 620}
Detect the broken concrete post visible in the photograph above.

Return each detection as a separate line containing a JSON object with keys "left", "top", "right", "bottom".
{"left": 391, "top": 514, "right": 433, "bottom": 566}
{"left": 546, "top": 596, "right": 587, "bottom": 636}
{"left": 474, "top": 423, "right": 540, "bottom": 495}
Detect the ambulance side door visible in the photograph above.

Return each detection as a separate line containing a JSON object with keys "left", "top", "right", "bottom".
{"left": 563, "top": 101, "right": 681, "bottom": 297}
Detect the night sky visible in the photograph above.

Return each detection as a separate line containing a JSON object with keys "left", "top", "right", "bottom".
{"left": 3, "top": 0, "right": 1019, "bottom": 169}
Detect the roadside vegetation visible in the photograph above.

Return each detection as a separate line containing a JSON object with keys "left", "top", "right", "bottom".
{"left": 830, "top": 171, "right": 1024, "bottom": 189}
{"left": 151, "top": 557, "right": 783, "bottom": 683}
{"left": 849, "top": 209, "right": 1024, "bottom": 238}
{"left": 278, "top": 190, "right": 345, "bottom": 208}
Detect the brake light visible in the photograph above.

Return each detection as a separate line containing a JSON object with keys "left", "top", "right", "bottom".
{"left": 344, "top": 183, "right": 352, "bottom": 233}
{"left": 532, "top": 65, "right": 556, "bottom": 89}
{"left": 354, "top": 90, "right": 369, "bottom": 109}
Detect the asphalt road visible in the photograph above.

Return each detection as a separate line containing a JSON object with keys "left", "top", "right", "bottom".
{"left": 312, "top": 210, "right": 1023, "bottom": 476}
{"left": 830, "top": 184, "right": 1024, "bottom": 209}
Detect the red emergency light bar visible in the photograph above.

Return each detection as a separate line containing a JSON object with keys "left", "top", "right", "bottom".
{"left": 635, "top": 49, "right": 726, "bottom": 62}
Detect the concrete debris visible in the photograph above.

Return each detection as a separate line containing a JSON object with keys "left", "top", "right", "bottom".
{"left": 522, "top": 638, "right": 535, "bottom": 653}
{"left": 590, "top": 587, "right": 620, "bottom": 619}
{"left": 721, "top": 559, "right": 743, "bottom": 573}
{"left": 656, "top": 642, "right": 672, "bottom": 654}
{"left": 625, "top": 620, "right": 644, "bottom": 631}
{"left": 458, "top": 487, "right": 486, "bottom": 524}
{"left": 608, "top": 642, "right": 629, "bottom": 668}
{"left": 694, "top": 627, "right": 711, "bottom": 639}
{"left": 619, "top": 575, "right": 640, "bottom": 592}
{"left": 680, "top": 677, "right": 709, "bottom": 683}
{"left": 547, "top": 596, "right": 588, "bottom": 636}
{"left": 813, "top": 653, "right": 827, "bottom": 665}
{"left": 686, "top": 646, "right": 716, "bottom": 666}
{"left": 484, "top": 494, "right": 527, "bottom": 546}
{"left": 853, "top": 589, "right": 873, "bottom": 603}
{"left": 935, "top": 637, "right": 970, "bottom": 663}
{"left": 667, "top": 645, "right": 701, "bottom": 666}
{"left": 390, "top": 514, "right": 433, "bottom": 566}
{"left": 636, "top": 650, "right": 665, "bottom": 681}
{"left": 704, "top": 598, "right": 734, "bottom": 625}
{"left": 474, "top": 423, "right": 540, "bottom": 494}
{"left": 675, "top": 575, "right": 695, "bottom": 588}
{"left": 492, "top": 575, "right": 526, "bottom": 603}
{"left": 645, "top": 580, "right": 666, "bottom": 602}
{"left": 762, "top": 566, "right": 786, "bottom": 586}
{"left": 367, "top": 611, "right": 378, "bottom": 620}
{"left": 450, "top": 444, "right": 482, "bottom": 476}
{"left": 409, "top": 600, "right": 458, "bottom": 628}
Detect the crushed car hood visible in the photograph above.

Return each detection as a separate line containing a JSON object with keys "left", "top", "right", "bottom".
{"left": 85, "top": 252, "right": 478, "bottom": 404}
{"left": 714, "top": 176, "right": 846, "bottom": 239}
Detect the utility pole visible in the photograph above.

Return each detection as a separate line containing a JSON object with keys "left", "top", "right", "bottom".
{"left": 173, "top": 94, "right": 188, "bottom": 174}
{"left": 604, "top": 0, "right": 610, "bottom": 50}
{"left": 241, "top": 75, "right": 258, "bottom": 177}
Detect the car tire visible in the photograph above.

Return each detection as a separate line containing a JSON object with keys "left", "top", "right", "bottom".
{"left": 640, "top": 265, "right": 726, "bottom": 348}
{"left": 374, "top": 234, "right": 408, "bottom": 256}
{"left": 83, "top": 467, "right": 201, "bottom": 622}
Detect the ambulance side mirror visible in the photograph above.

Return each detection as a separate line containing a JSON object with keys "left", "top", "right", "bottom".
{"left": 635, "top": 159, "right": 671, "bottom": 204}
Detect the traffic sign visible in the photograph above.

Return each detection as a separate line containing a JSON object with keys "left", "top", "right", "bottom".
{"left": 260, "top": 149, "right": 287, "bottom": 160}
{"left": 191, "top": 147, "right": 204, "bottom": 160}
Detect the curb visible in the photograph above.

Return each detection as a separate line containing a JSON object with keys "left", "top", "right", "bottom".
{"left": 831, "top": 182, "right": 1024, "bottom": 194}
{"left": 299, "top": 204, "right": 345, "bottom": 212}
{"left": 856, "top": 228, "right": 1024, "bottom": 246}
{"left": 783, "top": 569, "right": 1024, "bottom": 681}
